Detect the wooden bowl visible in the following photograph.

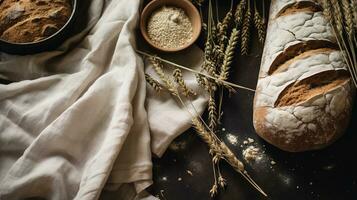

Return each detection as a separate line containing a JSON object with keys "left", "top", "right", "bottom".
{"left": 140, "top": 0, "right": 201, "bottom": 52}
{"left": 0, "top": 0, "right": 77, "bottom": 55}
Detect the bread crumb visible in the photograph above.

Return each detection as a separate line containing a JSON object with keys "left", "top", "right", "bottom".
{"left": 186, "top": 170, "right": 193, "bottom": 176}
{"left": 226, "top": 133, "right": 238, "bottom": 145}
{"left": 243, "top": 146, "right": 262, "bottom": 162}
{"left": 247, "top": 138, "right": 255, "bottom": 143}
{"left": 270, "top": 160, "right": 276, "bottom": 165}
{"left": 243, "top": 140, "right": 248, "bottom": 145}
{"left": 178, "top": 177, "right": 182, "bottom": 181}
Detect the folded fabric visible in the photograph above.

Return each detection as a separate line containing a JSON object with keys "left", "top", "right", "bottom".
{"left": 0, "top": 0, "right": 207, "bottom": 199}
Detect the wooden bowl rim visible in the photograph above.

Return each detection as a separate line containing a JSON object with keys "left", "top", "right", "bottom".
{"left": 140, "top": 0, "right": 202, "bottom": 52}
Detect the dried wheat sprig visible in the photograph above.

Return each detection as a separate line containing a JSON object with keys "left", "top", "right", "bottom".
{"left": 208, "top": 92, "right": 218, "bottom": 131}
{"left": 173, "top": 69, "right": 197, "bottom": 97}
{"left": 331, "top": 0, "right": 344, "bottom": 36}
{"left": 203, "top": 60, "right": 218, "bottom": 76}
{"left": 196, "top": 73, "right": 217, "bottom": 92}
{"left": 137, "top": 50, "right": 256, "bottom": 92}
{"left": 191, "top": 117, "right": 267, "bottom": 196}
{"left": 218, "top": 10, "right": 233, "bottom": 35}
{"left": 145, "top": 74, "right": 163, "bottom": 93}
{"left": 235, "top": 0, "right": 247, "bottom": 27}
{"left": 217, "top": 163, "right": 227, "bottom": 188}
{"left": 353, "top": 0, "right": 357, "bottom": 30}
{"left": 218, "top": 10, "right": 233, "bottom": 49}
{"left": 210, "top": 161, "right": 219, "bottom": 197}
{"left": 342, "top": 0, "right": 354, "bottom": 40}
{"left": 213, "top": 45, "right": 225, "bottom": 60}
{"left": 241, "top": 0, "right": 252, "bottom": 55}
{"left": 145, "top": 67, "right": 266, "bottom": 196}
{"left": 218, "top": 28, "right": 239, "bottom": 82}
{"left": 149, "top": 57, "right": 178, "bottom": 97}
{"left": 254, "top": 0, "right": 266, "bottom": 44}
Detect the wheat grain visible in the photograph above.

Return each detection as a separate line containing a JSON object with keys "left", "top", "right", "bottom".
{"left": 173, "top": 69, "right": 196, "bottom": 97}
{"left": 145, "top": 74, "right": 163, "bottom": 93}
{"left": 241, "top": 0, "right": 251, "bottom": 55}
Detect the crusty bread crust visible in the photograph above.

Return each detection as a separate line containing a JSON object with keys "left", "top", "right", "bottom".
{"left": 253, "top": 0, "right": 355, "bottom": 152}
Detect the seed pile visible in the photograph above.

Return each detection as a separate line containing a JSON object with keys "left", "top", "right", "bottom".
{"left": 147, "top": 6, "right": 193, "bottom": 49}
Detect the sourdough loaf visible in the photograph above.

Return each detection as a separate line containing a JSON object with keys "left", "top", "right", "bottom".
{"left": 0, "top": 0, "right": 72, "bottom": 43}
{"left": 253, "top": 0, "right": 355, "bottom": 152}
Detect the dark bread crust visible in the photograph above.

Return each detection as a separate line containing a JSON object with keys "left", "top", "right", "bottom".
{"left": 253, "top": 0, "right": 354, "bottom": 152}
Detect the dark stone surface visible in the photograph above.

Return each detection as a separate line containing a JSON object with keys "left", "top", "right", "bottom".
{"left": 147, "top": 1, "right": 357, "bottom": 200}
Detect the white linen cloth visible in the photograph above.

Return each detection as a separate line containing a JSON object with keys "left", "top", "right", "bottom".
{"left": 0, "top": 0, "right": 207, "bottom": 199}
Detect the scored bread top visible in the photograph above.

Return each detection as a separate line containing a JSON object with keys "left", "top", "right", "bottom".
{"left": 253, "top": 0, "right": 354, "bottom": 152}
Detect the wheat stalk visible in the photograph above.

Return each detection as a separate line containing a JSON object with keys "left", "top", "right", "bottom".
{"left": 145, "top": 74, "right": 163, "bottom": 93}
{"left": 173, "top": 69, "right": 197, "bottom": 97}
{"left": 234, "top": 0, "right": 247, "bottom": 27}
{"left": 253, "top": 0, "right": 266, "bottom": 44}
{"left": 241, "top": 0, "right": 252, "bottom": 55}
{"left": 218, "top": 28, "right": 239, "bottom": 82}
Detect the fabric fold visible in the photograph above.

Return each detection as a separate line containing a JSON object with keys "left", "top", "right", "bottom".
{"left": 0, "top": 0, "right": 207, "bottom": 199}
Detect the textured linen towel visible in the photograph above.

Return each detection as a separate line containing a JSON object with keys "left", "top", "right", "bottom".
{"left": 0, "top": 0, "right": 207, "bottom": 199}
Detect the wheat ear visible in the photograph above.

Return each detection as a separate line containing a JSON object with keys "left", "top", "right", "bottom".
{"left": 218, "top": 10, "right": 233, "bottom": 49}
{"left": 149, "top": 57, "right": 178, "bottom": 96}
{"left": 342, "top": 0, "right": 354, "bottom": 40}
{"left": 173, "top": 69, "right": 197, "bottom": 97}
{"left": 353, "top": 0, "right": 357, "bottom": 31}
{"left": 253, "top": 1, "right": 266, "bottom": 44}
{"left": 218, "top": 28, "right": 239, "bottom": 82}
{"left": 208, "top": 92, "right": 218, "bottom": 131}
{"left": 145, "top": 74, "right": 163, "bottom": 93}
{"left": 241, "top": 0, "right": 251, "bottom": 55}
{"left": 331, "top": 0, "right": 344, "bottom": 37}
{"left": 235, "top": 0, "right": 247, "bottom": 26}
